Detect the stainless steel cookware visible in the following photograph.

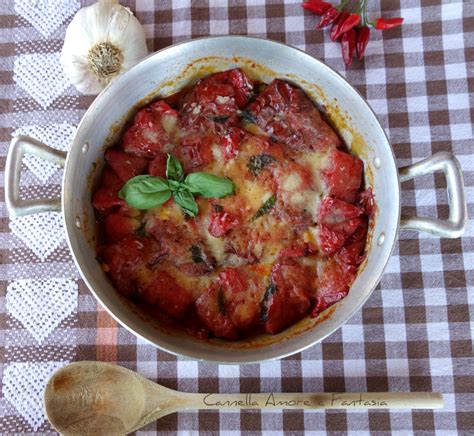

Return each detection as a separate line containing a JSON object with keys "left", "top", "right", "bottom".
{"left": 5, "top": 37, "right": 467, "bottom": 363}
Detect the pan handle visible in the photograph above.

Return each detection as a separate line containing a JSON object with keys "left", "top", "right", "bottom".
{"left": 399, "top": 152, "right": 467, "bottom": 238}
{"left": 5, "top": 135, "right": 67, "bottom": 217}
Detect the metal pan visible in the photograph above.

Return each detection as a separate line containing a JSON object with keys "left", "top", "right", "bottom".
{"left": 5, "top": 37, "right": 467, "bottom": 363}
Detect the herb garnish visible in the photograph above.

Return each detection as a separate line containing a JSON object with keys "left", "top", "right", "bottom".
{"left": 218, "top": 288, "right": 227, "bottom": 315}
{"left": 247, "top": 154, "right": 276, "bottom": 176}
{"left": 241, "top": 110, "right": 257, "bottom": 124}
{"left": 166, "top": 153, "right": 184, "bottom": 182}
{"left": 190, "top": 245, "right": 204, "bottom": 263}
{"left": 251, "top": 195, "right": 276, "bottom": 222}
{"left": 136, "top": 221, "right": 147, "bottom": 237}
{"left": 211, "top": 115, "right": 230, "bottom": 123}
{"left": 119, "top": 154, "right": 235, "bottom": 217}
{"left": 259, "top": 281, "right": 277, "bottom": 322}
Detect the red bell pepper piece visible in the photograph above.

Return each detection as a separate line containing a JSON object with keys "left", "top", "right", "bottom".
{"left": 302, "top": 1, "right": 332, "bottom": 15}
{"left": 356, "top": 26, "right": 371, "bottom": 59}
{"left": 341, "top": 28, "right": 356, "bottom": 66}
{"left": 331, "top": 13, "right": 360, "bottom": 41}
{"left": 375, "top": 17, "right": 404, "bottom": 30}
{"left": 316, "top": 7, "right": 340, "bottom": 28}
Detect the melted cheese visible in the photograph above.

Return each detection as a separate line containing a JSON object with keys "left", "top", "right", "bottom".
{"left": 216, "top": 95, "right": 230, "bottom": 104}
{"left": 299, "top": 256, "right": 319, "bottom": 268}
{"left": 297, "top": 151, "right": 330, "bottom": 191}
{"left": 251, "top": 217, "right": 289, "bottom": 265}
{"left": 167, "top": 265, "right": 208, "bottom": 300}
{"left": 292, "top": 191, "right": 320, "bottom": 220}
{"left": 281, "top": 172, "right": 303, "bottom": 191}
{"left": 161, "top": 113, "right": 177, "bottom": 134}
{"left": 288, "top": 192, "right": 306, "bottom": 205}
{"left": 204, "top": 232, "right": 226, "bottom": 263}
{"left": 303, "top": 226, "right": 319, "bottom": 245}
{"left": 238, "top": 179, "right": 272, "bottom": 213}
{"left": 242, "top": 121, "right": 266, "bottom": 136}
{"left": 146, "top": 201, "right": 184, "bottom": 225}
{"left": 211, "top": 143, "right": 224, "bottom": 161}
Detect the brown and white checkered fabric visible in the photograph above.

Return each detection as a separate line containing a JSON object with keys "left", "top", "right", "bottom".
{"left": 1, "top": 0, "right": 473, "bottom": 434}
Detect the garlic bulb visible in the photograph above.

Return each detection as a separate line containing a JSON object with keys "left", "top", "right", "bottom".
{"left": 61, "top": 0, "right": 148, "bottom": 94}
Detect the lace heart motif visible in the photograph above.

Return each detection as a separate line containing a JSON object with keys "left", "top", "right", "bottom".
{"left": 6, "top": 278, "right": 78, "bottom": 343}
{"left": 14, "top": 53, "right": 71, "bottom": 109}
{"left": 3, "top": 361, "right": 69, "bottom": 430}
{"left": 10, "top": 212, "right": 66, "bottom": 261}
{"left": 14, "top": 0, "right": 80, "bottom": 38}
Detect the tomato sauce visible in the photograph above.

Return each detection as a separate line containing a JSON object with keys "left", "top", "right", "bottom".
{"left": 92, "top": 68, "right": 375, "bottom": 341}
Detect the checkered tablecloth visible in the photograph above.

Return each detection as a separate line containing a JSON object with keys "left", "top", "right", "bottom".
{"left": 1, "top": 0, "right": 473, "bottom": 434}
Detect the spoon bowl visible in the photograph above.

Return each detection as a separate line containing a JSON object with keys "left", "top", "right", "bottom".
{"left": 44, "top": 362, "right": 182, "bottom": 434}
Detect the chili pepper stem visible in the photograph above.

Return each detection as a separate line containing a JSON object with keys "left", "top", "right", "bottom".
{"left": 359, "top": 0, "right": 368, "bottom": 26}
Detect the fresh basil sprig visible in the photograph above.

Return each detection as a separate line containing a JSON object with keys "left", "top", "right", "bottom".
{"left": 118, "top": 154, "right": 235, "bottom": 217}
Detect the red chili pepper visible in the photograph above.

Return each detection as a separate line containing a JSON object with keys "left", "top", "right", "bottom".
{"left": 316, "top": 7, "right": 340, "bottom": 29}
{"left": 331, "top": 13, "right": 360, "bottom": 41}
{"left": 330, "top": 12, "right": 348, "bottom": 41}
{"left": 302, "top": 1, "right": 332, "bottom": 15}
{"left": 341, "top": 28, "right": 356, "bottom": 66}
{"left": 375, "top": 17, "right": 404, "bottom": 30}
{"left": 356, "top": 26, "right": 370, "bottom": 59}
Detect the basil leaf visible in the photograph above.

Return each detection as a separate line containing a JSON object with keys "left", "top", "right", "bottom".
{"left": 119, "top": 175, "right": 168, "bottom": 195}
{"left": 139, "top": 177, "right": 170, "bottom": 193}
{"left": 117, "top": 174, "right": 151, "bottom": 193}
{"left": 190, "top": 245, "right": 204, "bottom": 263}
{"left": 259, "top": 281, "right": 277, "bottom": 322}
{"left": 251, "top": 194, "right": 276, "bottom": 222}
{"left": 247, "top": 154, "right": 276, "bottom": 177}
{"left": 211, "top": 115, "right": 230, "bottom": 123}
{"left": 121, "top": 186, "right": 171, "bottom": 210}
{"left": 184, "top": 172, "right": 235, "bottom": 198}
{"left": 166, "top": 154, "right": 184, "bottom": 182}
{"left": 173, "top": 189, "right": 198, "bottom": 217}
{"left": 241, "top": 110, "right": 257, "bottom": 124}
{"left": 167, "top": 179, "right": 182, "bottom": 193}
{"left": 119, "top": 175, "right": 172, "bottom": 210}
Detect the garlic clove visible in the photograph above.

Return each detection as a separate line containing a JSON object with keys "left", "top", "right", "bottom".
{"left": 61, "top": 0, "right": 148, "bottom": 95}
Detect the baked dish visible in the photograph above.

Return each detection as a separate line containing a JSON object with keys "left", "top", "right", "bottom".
{"left": 92, "top": 68, "right": 374, "bottom": 340}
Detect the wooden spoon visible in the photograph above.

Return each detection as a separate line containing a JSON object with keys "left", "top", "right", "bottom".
{"left": 44, "top": 361, "right": 443, "bottom": 435}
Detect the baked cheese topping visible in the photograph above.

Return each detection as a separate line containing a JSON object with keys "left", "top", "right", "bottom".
{"left": 93, "top": 69, "right": 373, "bottom": 340}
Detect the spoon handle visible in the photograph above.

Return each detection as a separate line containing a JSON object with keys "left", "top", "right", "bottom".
{"left": 181, "top": 392, "right": 443, "bottom": 411}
